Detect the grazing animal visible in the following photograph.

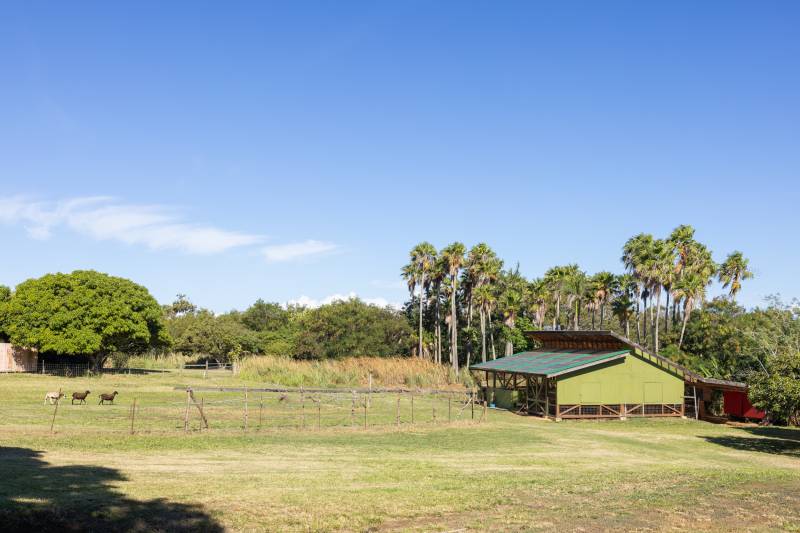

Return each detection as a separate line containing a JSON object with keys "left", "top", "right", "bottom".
{"left": 44, "top": 391, "right": 64, "bottom": 405}
{"left": 72, "top": 390, "right": 91, "bottom": 404}
{"left": 98, "top": 391, "right": 118, "bottom": 405}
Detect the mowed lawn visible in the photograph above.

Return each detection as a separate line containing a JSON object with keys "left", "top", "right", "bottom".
{"left": 1, "top": 373, "right": 799, "bottom": 532}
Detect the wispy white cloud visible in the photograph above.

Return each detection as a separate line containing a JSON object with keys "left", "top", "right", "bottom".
{"left": 287, "top": 292, "right": 401, "bottom": 309}
{"left": 261, "top": 240, "right": 338, "bottom": 263}
{"left": 0, "top": 196, "right": 263, "bottom": 254}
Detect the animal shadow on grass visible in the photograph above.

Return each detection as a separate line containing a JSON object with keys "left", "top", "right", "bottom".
{"left": 0, "top": 447, "right": 223, "bottom": 533}
{"left": 702, "top": 426, "right": 800, "bottom": 457}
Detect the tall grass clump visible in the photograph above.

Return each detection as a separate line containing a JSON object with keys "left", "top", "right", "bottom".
{"left": 237, "top": 356, "right": 473, "bottom": 389}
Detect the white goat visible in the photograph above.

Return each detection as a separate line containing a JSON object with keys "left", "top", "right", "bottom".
{"left": 44, "top": 391, "right": 64, "bottom": 405}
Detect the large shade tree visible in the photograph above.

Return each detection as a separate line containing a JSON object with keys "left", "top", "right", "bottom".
{"left": 0, "top": 270, "right": 170, "bottom": 370}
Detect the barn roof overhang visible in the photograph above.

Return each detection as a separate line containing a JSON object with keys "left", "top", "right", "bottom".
{"left": 470, "top": 348, "right": 629, "bottom": 378}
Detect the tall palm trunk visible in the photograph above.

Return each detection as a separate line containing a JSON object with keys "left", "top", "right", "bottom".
{"left": 653, "top": 288, "right": 662, "bottom": 354}
{"left": 664, "top": 289, "right": 670, "bottom": 333}
{"left": 436, "top": 292, "right": 442, "bottom": 364}
{"left": 418, "top": 279, "right": 425, "bottom": 358}
{"left": 554, "top": 293, "right": 561, "bottom": 329}
{"left": 678, "top": 299, "right": 692, "bottom": 348}
{"left": 635, "top": 302, "right": 642, "bottom": 344}
{"left": 450, "top": 275, "right": 458, "bottom": 373}
{"left": 591, "top": 306, "right": 596, "bottom": 329}
{"left": 599, "top": 301, "right": 605, "bottom": 329}
{"left": 479, "top": 308, "right": 487, "bottom": 363}
{"left": 488, "top": 309, "right": 496, "bottom": 359}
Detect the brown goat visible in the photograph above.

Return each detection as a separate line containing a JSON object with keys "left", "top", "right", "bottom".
{"left": 98, "top": 391, "right": 118, "bottom": 405}
{"left": 72, "top": 390, "right": 90, "bottom": 404}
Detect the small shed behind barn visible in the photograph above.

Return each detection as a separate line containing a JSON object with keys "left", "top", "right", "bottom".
{"left": 0, "top": 343, "right": 38, "bottom": 372}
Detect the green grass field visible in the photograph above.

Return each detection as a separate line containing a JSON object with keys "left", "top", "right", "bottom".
{"left": 1, "top": 371, "right": 799, "bottom": 532}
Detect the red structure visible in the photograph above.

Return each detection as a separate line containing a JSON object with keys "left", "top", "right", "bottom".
{"left": 723, "top": 391, "right": 765, "bottom": 420}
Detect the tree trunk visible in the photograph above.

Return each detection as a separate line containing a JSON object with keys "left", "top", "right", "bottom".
{"left": 504, "top": 316, "right": 515, "bottom": 356}
{"left": 678, "top": 300, "right": 692, "bottom": 348}
{"left": 635, "top": 302, "right": 642, "bottom": 344}
{"left": 451, "top": 275, "right": 458, "bottom": 373}
{"left": 554, "top": 294, "right": 560, "bottom": 329}
{"left": 435, "top": 292, "right": 441, "bottom": 365}
{"left": 488, "top": 309, "right": 496, "bottom": 359}
{"left": 599, "top": 302, "right": 605, "bottom": 329}
{"left": 480, "top": 308, "right": 487, "bottom": 363}
{"left": 653, "top": 288, "right": 661, "bottom": 354}
{"left": 625, "top": 318, "right": 630, "bottom": 338}
{"left": 664, "top": 289, "right": 670, "bottom": 333}
{"left": 418, "top": 276, "right": 425, "bottom": 359}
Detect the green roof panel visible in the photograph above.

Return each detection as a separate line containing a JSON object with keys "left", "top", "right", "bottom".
{"left": 470, "top": 349, "right": 629, "bottom": 377}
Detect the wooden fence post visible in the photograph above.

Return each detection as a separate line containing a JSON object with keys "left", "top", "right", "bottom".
{"left": 351, "top": 391, "right": 356, "bottom": 427}
{"left": 259, "top": 394, "right": 264, "bottom": 429}
{"left": 301, "top": 387, "right": 306, "bottom": 430}
{"left": 184, "top": 389, "right": 190, "bottom": 432}
{"left": 317, "top": 397, "right": 321, "bottom": 430}
{"left": 363, "top": 394, "right": 367, "bottom": 429}
{"left": 50, "top": 387, "right": 61, "bottom": 434}
{"left": 130, "top": 398, "right": 137, "bottom": 435}
{"left": 244, "top": 387, "right": 249, "bottom": 432}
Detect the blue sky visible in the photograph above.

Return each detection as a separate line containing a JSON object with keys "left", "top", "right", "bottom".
{"left": 1, "top": 2, "right": 798, "bottom": 311}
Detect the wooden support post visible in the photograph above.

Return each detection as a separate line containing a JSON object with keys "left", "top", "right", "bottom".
{"left": 259, "top": 394, "right": 264, "bottom": 429}
{"left": 471, "top": 390, "right": 475, "bottom": 420}
{"left": 350, "top": 390, "right": 355, "bottom": 427}
{"left": 363, "top": 394, "right": 368, "bottom": 429}
{"left": 317, "top": 397, "right": 321, "bottom": 430}
{"left": 244, "top": 387, "right": 249, "bottom": 432}
{"left": 50, "top": 387, "right": 61, "bottom": 434}
{"left": 184, "top": 389, "right": 190, "bottom": 432}
{"left": 187, "top": 389, "right": 209, "bottom": 429}
{"left": 130, "top": 398, "right": 137, "bottom": 435}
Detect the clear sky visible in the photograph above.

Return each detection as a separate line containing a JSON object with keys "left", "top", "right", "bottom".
{"left": 1, "top": 2, "right": 798, "bottom": 312}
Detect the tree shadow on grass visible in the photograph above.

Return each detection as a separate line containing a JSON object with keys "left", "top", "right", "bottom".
{"left": 702, "top": 426, "right": 800, "bottom": 457}
{"left": 0, "top": 447, "right": 223, "bottom": 532}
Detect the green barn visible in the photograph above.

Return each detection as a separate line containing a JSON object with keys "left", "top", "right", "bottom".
{"left": 470, "top": 330, "right": 733, "bottom": 420}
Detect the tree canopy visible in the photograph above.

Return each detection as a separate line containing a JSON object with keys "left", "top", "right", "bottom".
{"left": 0, "top": 270, "right": 170, "bottom": 368}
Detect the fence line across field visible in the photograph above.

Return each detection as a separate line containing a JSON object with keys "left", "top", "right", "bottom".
{"left": 30, "top": 387, "right": 486, "bottom": 435}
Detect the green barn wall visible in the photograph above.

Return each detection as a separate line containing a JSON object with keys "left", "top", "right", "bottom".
{"left": 556, "top": 354, "right": 684, "bottom": 405}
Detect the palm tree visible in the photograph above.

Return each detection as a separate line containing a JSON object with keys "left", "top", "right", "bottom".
{"left": 464, "top": 243, "right": 502, "bottom": 363}
{"left": 473, "top": 285, "right": 494, "bottom": 363}
{"left": 669, "top": 224, "right": 696, "bottom": 276}
{"left": 404, "top": 243, "right": 436, "bottom": 358}
{"left": 611, "top": 293, "right": 635, "bottom": 338}
{"left": 718, "top": 251, "right": 753, "bottom": 301}
{"left": 564, "top": 267, "right": 588, "bottom": 330}
{"left": 649, "top": 238, "right": 675, "bottom": 353}
{"left": 622, "top": 233, "right": 655, "bottom": 346}
{"left": 498, "top": 267, "right": 527, "bottom": 355}
{"left": 430, "top": 257, "right": 446, "bottom": 364}
{"left": 545, "top": 264, "right": 578, "bottom": 329}
{"left": 592, "top": 271, "right": 617, "bottom": 329}
{"left": 672, "top": 272, "right": 707, "bottom": 348}
{"left": 527, "top": 278, "right": 549, "bottom": 329}
{"left": 441, "top": 242, "right": 465, "bottom": 372}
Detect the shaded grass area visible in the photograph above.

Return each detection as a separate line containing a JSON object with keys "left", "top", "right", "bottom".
{"left": 2, "top": 373, "right": 800, "bottom": 531}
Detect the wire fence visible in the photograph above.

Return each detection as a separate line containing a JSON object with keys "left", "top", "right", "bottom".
{"left": 22, "top": 361, "right": 235, "bottom": 378}
{"left": 7, "top": 388, "right": 487, "bottom": 436}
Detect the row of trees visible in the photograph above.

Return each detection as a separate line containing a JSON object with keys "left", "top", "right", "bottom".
{"left": 401, "top": 225, "right": 754, "bottom": 371}
{"left": 0, "top": 271, "right": 414, "bottom": 368}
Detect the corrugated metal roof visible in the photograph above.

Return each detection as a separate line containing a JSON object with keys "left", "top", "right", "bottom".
{"left": 470, "top": 348, "right": 629, "bottom": 377}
